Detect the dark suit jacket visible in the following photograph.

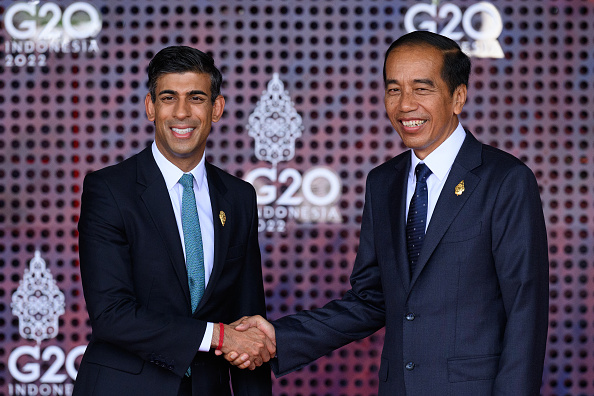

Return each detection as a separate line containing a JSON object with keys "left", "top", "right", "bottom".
{"left": 271, "top": 131, "right": 548, "bottom": 395}
{"left": 73, "top": 146, "right": 271, "bottom": 396}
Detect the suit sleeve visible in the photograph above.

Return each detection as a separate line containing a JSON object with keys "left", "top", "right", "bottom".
{"left": 230, "top": 185, "right": 272, "bottom": 395}
{"left": 271, "top": 175, "right": 386, "bottom": 377}
{"left": 491, "top": 164, "right": 549, "bottom": 395}
{"left": 79, "top": 172, "right": 205, "bottom": 378}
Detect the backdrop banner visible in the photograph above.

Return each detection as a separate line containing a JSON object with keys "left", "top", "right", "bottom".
{"left": 1, "top": 1, "right": 593, "bottom": 395}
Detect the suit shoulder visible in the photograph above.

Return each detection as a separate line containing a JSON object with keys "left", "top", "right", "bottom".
{"left": 83, "top": 152, "right": 140, "bottom": 183}
{"left": 206, "top": 162, "right": 255, "bottom": 193}
{"left": 472, "top": 143, "right": 541, "bottom": 193}
{"left": 480, "top": 144, "right": 533, "bottom": 175}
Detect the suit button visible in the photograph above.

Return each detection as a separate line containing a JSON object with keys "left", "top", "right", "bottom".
{"left": 405, "top": 312, "right": 416, "bottom": 321}
{"left": 405, "top": 362, "right": 415, "bottom": 371}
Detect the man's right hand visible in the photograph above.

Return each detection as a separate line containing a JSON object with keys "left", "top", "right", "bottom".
{"left": 215, "top": 315, "right": 276, "bottom": 370}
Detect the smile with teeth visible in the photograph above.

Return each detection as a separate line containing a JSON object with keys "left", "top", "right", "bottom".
{"left": 171, "top": 127, "right": 194, "bottom": 135}
{"left": 401, "top": 120, "right": 427, "bottom": 127}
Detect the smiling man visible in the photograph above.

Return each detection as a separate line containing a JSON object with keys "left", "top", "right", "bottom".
{"left": 73, "top": 46, "right": 273, "bottom": 396}
{"left": 229, "top": 31, "right": 549, "bottom": 395}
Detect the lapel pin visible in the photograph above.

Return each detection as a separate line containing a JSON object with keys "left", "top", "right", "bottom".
{"left": 455, "top": 180, "right": 465, "bottom": 196}
{"left": 219, "top": 211, "right": 226, "bottom": 226}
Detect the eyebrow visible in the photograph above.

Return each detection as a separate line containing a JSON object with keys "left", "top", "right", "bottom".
{"left": 188, "top": 90, "right": 209, "bottom": 97}
{"left": 384, "top": 78, "right": 436, "bottom": 87}
{"left": 414, "top": 79, "right": 436, "bottom": 87}
{"left": 157, "top": 89, "right": 209, "bottom": 97}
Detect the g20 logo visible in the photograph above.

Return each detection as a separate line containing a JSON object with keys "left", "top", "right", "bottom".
{"left": 404, "top": 1, "right": 504, "bottom": 58}
{"left": 8, "top": 345, "right": 86, "bottom": 383}
{"left": 4, "top": 2, "right": 101, "bottom": 40}
{"left": 245, "top": 167, "right": 342, "bottom": 232}
{"left": 246, "top": 167, "right": 341, "bottom": 207}
{"left": 4, "top": 2, "right": 101, "bottom": 66}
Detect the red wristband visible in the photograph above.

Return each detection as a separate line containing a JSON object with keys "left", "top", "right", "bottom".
{"left": 216, "top": 323, "right": 224, "bottom": 351}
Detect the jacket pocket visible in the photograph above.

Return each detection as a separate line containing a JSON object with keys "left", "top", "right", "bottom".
{"left": 447, "top": 354, "right": 499, "bottom": 383}
{"left": 441, "top": 222, "right": 482, "bottom": 244}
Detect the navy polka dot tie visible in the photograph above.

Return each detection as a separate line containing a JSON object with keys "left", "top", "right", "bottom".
{"left": 406, "top": 163, "right": 432, "bottom": 279}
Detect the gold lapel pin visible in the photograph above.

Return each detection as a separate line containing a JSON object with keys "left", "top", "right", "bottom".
{"left": 219, "top": 211, "right": 226, "bottom": 226}
{"left": 455, "top": 180, "right": 465, "bottom": 196}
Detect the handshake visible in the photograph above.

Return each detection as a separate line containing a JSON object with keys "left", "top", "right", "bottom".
{"left": 213, "top": 315, "right": 275, "bottom": 370}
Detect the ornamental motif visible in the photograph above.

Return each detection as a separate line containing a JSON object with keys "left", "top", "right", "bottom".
{"left": 11, "top": 251, "right": 65, "bottom": 345}
{"left": 247, "top": 73, "right": 303, "bottom": 168}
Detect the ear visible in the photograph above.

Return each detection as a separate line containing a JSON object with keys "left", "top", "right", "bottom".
{"left": 145, "top": 93, "right": 155, "bottom": 122}
{"left": 211, "top": 95, "right": 225, "bottom": 123}
{"left": 452, "top": 84, "right": 467, "bottom": 115}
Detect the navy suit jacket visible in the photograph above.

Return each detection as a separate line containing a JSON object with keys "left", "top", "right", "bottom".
{"left": 74, "top": 146, "right": 271, "bottom": 396}
{"left": 271, "top": 131, "right": 548, "bottom": 395}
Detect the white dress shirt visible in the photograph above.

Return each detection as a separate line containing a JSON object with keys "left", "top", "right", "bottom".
{"left": 406, "top": 123, "right": 467, "bottom": 231}
{"left": 152, "top": 142, "right": 214, "bottom": 352}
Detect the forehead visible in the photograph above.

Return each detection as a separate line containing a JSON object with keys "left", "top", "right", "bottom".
{"left": 385, "top": 44, "right": 444, "bottom": 79}
{"left": 155, "top": 72, "right": 211, "bottom": 93}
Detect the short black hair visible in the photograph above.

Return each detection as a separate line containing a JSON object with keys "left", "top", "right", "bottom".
{"left": 383, "top": 31, "right": 471, "bottom": 96}
{"left": 147, "top": 46, "right": 223, "bottom": 104}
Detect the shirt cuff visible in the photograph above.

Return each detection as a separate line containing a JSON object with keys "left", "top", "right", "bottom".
{"left": 199, "top": 322, "right": 214, "bottom": 352}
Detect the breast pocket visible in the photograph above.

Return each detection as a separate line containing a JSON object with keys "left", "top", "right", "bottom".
{"left": 441, "top": 222, "right": 482, "bottom": 244}
{"left": 226, "top": 244, "right": 245, "bottom": 261}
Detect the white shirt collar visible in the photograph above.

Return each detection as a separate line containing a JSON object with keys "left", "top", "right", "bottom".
{"left": 151, "top": 142, "right": 207, "bottom": 191}
{"left": 410, "top": 123, "right": 466, "bottom": 181}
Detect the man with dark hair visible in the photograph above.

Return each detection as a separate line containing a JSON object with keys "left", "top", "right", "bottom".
{"left": 147, "top": 46, "right": 223, "bottom": 104}
{"left": 228, "top": 31, "right": 549, "bottom": 395}
{"left": 74, "top": 46, "right": 273, "bottom": 396}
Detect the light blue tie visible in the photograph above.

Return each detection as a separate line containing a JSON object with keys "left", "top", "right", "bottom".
{"left": 179, "top": 174, "right": 205, "bottom": 314}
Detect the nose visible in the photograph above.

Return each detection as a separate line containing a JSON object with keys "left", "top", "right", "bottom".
{"left": 173, "top": 99, "right": 191, "bottom": 119}
{"left": 399, "top": 90, "right": 417, "bottom": 112}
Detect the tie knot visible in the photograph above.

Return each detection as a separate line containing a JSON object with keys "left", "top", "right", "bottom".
{"left": 415, "top": 163, "right": 432, "bottom": 182}
{"left": 179, "top": 173, "right": 194, "bottom": 189}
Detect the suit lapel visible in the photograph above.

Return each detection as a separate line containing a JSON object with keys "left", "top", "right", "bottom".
{"left": 136, "top": 147, "right": 192, "bottom": 310}
{"left": 409, "top": 131, "right": 483, "bottom": 288}
{"left": 387, "top": 153, "right": 412, "bottom": 292}
{"left": 195, "top": 162, "right": 232, "bottom": 312}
